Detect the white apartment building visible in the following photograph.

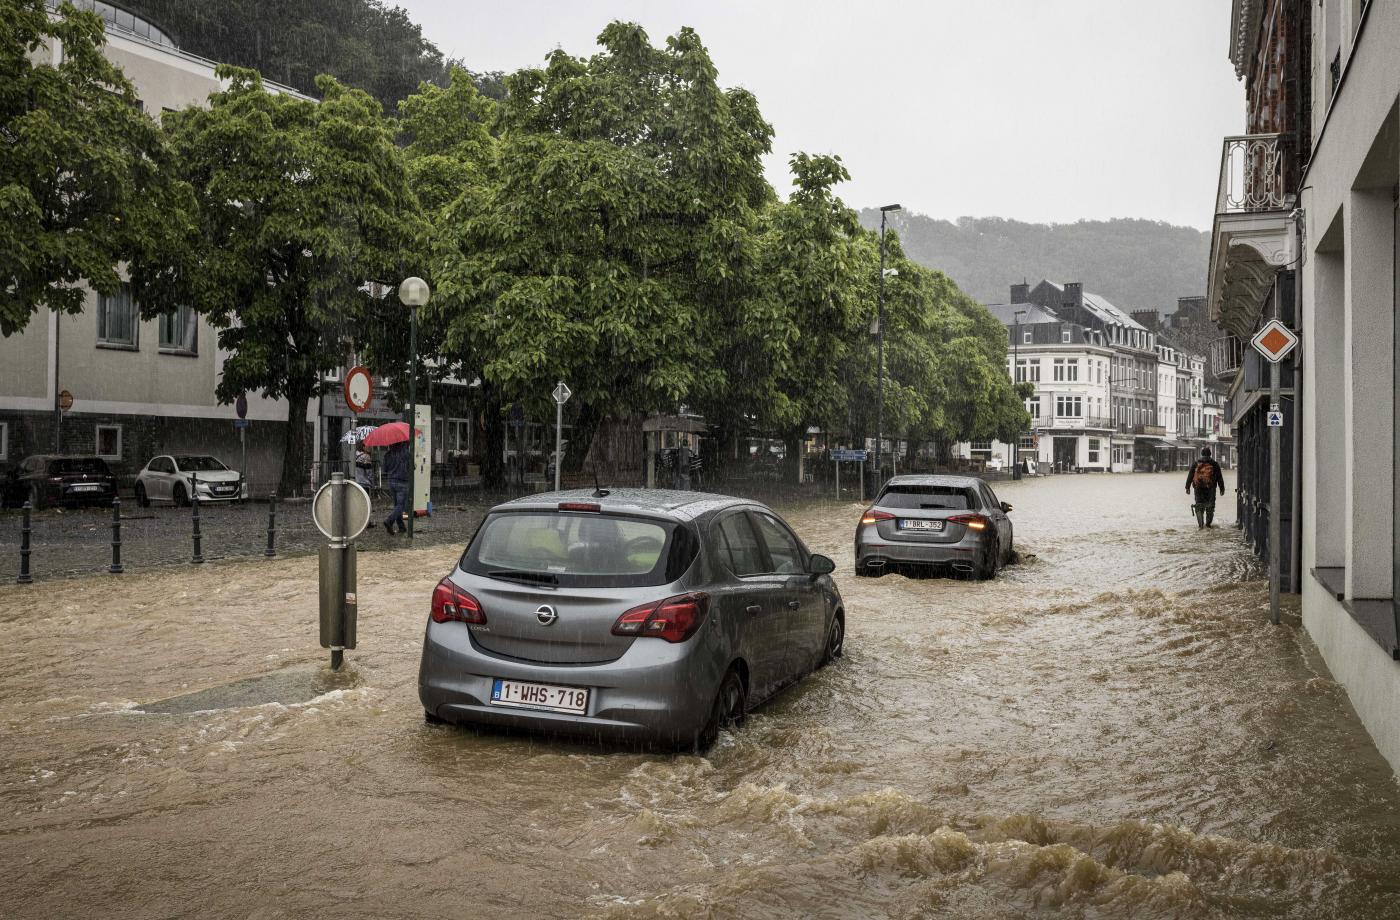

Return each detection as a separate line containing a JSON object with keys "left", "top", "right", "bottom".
{"left": 956, "top": 304, "right": 1113, "bottom": 472}
{"left": 0, "top": 2, "right": 315, "bottom": 492}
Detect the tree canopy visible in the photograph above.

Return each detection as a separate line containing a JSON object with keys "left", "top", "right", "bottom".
{"left": 132, "top": 66, "right": 419, "bottom": 494}
{"left": 0, "top": 0, "right": 177, "bottom": 336}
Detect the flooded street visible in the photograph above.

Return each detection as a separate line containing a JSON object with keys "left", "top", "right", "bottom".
{"left": 3, "top": 472, "right": 1399, "bottom": 919}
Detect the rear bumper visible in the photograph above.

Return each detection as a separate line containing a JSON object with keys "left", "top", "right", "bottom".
{"left": 855, "top": 522, "right": 984, "bottom": 569}
{"left": 418, "top": 619, "right": 721, "bottom": 744}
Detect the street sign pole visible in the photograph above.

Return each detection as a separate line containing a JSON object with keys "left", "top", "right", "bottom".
{"left": 1251, "top": 315, "right": 1296, "bottom": 627}
{"left": 1269, "top": 361, "right": 1281, "bottom": 626}
{"left": 835, "top": 457, "right": 840, "bottom": 501}
{"left": 552, "top": 382, "right": 571, "bottom": 492}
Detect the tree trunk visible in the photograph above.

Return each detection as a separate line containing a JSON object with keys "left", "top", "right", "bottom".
{"left": 279, "top": 379, "right": 313, "bottom": 497}
{"left": 564, "top": 400, "right": 601, "bottom": 474}
{"left": 782, "top": 426, "right": 805, "bottom": 485}
{"left": 479, "top": 383, "right": 506, "bottom": 490}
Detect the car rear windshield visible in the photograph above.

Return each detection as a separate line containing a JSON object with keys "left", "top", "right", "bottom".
{"left": 49, "top": 458, "right": 109, "bottom": 475}
{"left": 879, "top": 485, "right": 977, "bottom": 510}
{"left": 176, "top": 456, "right": 227, "bottom": 471}
{"left": 460, "top": 511, "right": 698, "bottom": 588}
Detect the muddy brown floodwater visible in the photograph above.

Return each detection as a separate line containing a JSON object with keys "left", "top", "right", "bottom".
{"left": 3, "top": 472, "right": 1400, "bottom": 919}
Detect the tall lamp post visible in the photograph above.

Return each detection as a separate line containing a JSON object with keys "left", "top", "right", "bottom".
{"left": 1012, "top": 309, "right": 1027, "bottom": 479}
{"left": 873, "top": 203, "right": 901, "bottom": 496}
{"left": 398, "top": 276, "right": 430, "bottom": 539}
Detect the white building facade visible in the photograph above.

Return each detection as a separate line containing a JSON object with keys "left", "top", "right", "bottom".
{"left": 0, "top": 3, "right": 315, "bottom": 493}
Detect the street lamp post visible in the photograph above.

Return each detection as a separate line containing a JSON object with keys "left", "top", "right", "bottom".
{"left": 398, "top": 276, "right": 430, "bottom": 539}
{"left": 873, "top": 203, "right": 901, "bottom": 496}
{"left": 1012, "top": 310, "right": 1027, "bottom": 479}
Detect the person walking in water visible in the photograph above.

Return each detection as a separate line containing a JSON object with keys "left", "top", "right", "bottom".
{"left": 382, "top": 440, "right": 410, "bottom": 535}
{"left": 1186, "top": 447, "right": 1226, "bottom": 529}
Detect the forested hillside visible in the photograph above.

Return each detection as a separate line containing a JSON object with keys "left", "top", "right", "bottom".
{"left": 861, "top": 212, "right": 1209, "bottom": 313}
{"left": 120, "top": 0, "right": 504, "bottom": 109}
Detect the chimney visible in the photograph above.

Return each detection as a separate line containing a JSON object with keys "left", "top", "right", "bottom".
{"left": 1063, "top": 282, "right": 1083, "bottom": 309}
{"left": 1010, "top": 283, "right": 1029, "bottom": 304}
{"left": 1130, "top": 310, "right": 1161, "bottom": 331}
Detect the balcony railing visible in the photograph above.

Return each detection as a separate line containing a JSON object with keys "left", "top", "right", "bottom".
{"left": 1033, "top": 416, "right": 1113, "bottom": 429}
{"left": 1216, "top": 134, "right": 1295, "bottom": 214}
{"left": 1210, "top": 335, "right": 1244, "bottom": 380}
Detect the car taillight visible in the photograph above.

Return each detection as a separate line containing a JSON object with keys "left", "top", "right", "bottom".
{"left": 948, "top": 513, "right": 990, "bottom": 531}
{"left": 611, "top": 593, "right": 709, "bottom": 643}
{"left": 861, "top": 509, "right": 895, "bottom": 525}
{"left": 559, "top": 502, "right": 600, "bottom": 512}
{"left": 431, "top": 577, "right": 486, "bottom": 624}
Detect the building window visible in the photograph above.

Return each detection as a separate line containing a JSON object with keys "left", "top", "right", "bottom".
{"left": 1026, "top": 396, "right": 1041, "bottom": 418}
{"left": 1088, "top": 438, "right": 1101, "bottom": 463}
{"left": 96, "top": 425, "right": 122, "bottom": 460}
{"left": 1056, "top": 396, "right": 1082, "bottom": 418}
{"left": 1061, "top": 329, "right": 1071, "bottom": 343}
{"left": 97, "top": 284, "right": 138, "bottom": 348}
{"left": 970, "top": 439, "right": 992, "bottom": 455}
{"left": 1019, "top": 435, "right": 1035, "bottom": 450}
{"left": 0, "top": 421, "right": 7, "bottom": 461}
{"left": 1054, "top": 359, "right": 1078, "bottom": 382}
{"left": 158, "top": 305, "right": 198, "bottom": 354}
{"left": 1023, "top": 331, "right": 1032, "bottom": 345}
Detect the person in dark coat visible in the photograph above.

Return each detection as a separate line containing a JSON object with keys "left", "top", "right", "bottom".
{"left": 1185, "top": 447, "right": 1226, "bottom": 529}
{"left": 382, "top": 440, "right": 410, "bottom": 535}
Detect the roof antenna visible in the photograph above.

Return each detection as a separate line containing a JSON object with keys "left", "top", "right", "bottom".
{"left": 591, "top": 468, "right": 610, "bottom": 499}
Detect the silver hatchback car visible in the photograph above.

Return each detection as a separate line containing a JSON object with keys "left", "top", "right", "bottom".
{"left": 419, "top": 489, "right": 844, "bottom": 749}
{"left": 854, "top": 474, "right": 1014, "bottom": 579}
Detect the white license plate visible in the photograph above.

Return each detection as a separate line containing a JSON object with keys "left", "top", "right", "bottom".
{"left": 490, "top": 678, "right": 589, "bottom": 714}
{"left": 72, "top": 484, "right": 101, "bottom": 492}
{"left": 899, "top": 519, "right": 944, "bottom": 531}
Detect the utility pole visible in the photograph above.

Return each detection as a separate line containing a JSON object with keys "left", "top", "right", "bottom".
{"left": 1012, "top": 309, "right": 1026, "bottom": 479}
{"left": 873, "top": 203, "right": 901, "bottom": 497}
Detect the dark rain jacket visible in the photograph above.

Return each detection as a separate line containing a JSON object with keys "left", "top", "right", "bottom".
{"left": 1186, "top": 457, "right": 1225, "bottom": 494}
{"left": 382, "top": 442, "right": 411, "bottom": 485}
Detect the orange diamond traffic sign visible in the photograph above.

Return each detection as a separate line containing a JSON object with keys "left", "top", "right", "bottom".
{"left": 1250, "top": 319, "right": 1298, "bottom": 364}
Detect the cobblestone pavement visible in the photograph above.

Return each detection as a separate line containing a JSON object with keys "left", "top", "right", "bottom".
{"left": 0, "top": 497, "right": 495, "bottom": 582}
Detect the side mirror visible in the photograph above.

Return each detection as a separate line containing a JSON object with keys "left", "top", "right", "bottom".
{"left": 808, "top": 554, "right": 836, "bottom": 577}
{"left": 1001, "top": 502, "right": 1013, "bottom": 513}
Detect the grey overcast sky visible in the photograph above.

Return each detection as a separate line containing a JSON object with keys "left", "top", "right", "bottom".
{"left": 391, "top": 0, "right": 1243, "bottom": 230}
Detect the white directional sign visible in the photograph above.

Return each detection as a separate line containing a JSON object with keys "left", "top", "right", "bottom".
{"left": 1251, "top": 319, "right": 1298, "bottom": 364}
{"left": 553, "top": 382, "right": 572, "bottom": 405}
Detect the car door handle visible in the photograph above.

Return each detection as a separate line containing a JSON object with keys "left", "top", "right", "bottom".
{"left": 746, "top": 605, "right": 762, "bottom": 615}
{"left": 787, "top": 601, "right": 800, "bottom": 610}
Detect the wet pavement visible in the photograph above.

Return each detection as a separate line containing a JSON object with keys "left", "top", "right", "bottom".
{"left": 2, "top": 472, "right": 1399, "bottom": 919}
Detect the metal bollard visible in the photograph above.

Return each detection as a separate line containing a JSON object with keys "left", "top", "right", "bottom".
{"left": 264, "top": 494, "right": 278, "bottom": 558}
{"left": 109, "top": 497, "right": 124, "bottom": 574}
{"left": 190, "top": 472, "right": 204, "bottom": 564}
{"left": 17, "top": 500, "right": 33, "bottom": 584}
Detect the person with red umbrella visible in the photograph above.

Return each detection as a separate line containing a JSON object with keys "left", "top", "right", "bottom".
{"left": 366, "top": 422, "right": 414, "bottom": 535}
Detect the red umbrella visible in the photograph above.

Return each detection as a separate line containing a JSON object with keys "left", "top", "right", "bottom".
{"left": 363, "top": 421, "right": 417, "bottom": 447}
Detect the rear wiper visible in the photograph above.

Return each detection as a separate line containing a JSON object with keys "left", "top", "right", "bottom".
{"left": 487, "top": 569, "right": 559, "bottom": 585}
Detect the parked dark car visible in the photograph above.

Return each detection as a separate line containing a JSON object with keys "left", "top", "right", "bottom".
{"left": 1, "top": 455, "right": 118, "bottom": 510}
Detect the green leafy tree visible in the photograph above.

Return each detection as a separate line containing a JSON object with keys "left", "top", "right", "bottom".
{"left": 0, "top": 0, "right": 177, "bottom": 336}
{"left": 424, "top": 23, "right": 772, "bottom": 486}
{"left": 133, "top": 67, "right": 419, "bottom": 495}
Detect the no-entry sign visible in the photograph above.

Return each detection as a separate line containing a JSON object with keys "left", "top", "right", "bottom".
{"left": 344, "top": 366, "right": 374, "bottom": 414}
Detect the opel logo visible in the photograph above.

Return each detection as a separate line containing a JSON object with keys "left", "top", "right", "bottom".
{"left": 535, "top": 605, "right": 558, "bottom": 626}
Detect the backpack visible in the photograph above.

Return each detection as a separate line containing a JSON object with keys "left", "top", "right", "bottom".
{"left": 1192, "top": 460, "right": 1214, "bottom": 489}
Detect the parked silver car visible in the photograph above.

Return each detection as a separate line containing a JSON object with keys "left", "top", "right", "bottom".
{"left": 854, "top": 474, "right": 1013, "bottom": 579}
{"left": 134, "top": 455, "right": 246, "bottom": 506}
{"left": 419, "top": 489, "right": 844, "bottom": 749}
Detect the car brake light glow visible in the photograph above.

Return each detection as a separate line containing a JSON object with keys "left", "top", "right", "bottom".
{"left": 430, "top": 577, "right": 486, "bottom": 624}
{"left": 611, "top": 593, "right": 709, "bottom": 643}
{"left": 948, "top": 513, "right": 989, "bottom": 531}
{"left": 861, "top": 509, "right": 895, "bottom": 525}
{"left": 558, "top": 502, "right": 601, "bottom": 512}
